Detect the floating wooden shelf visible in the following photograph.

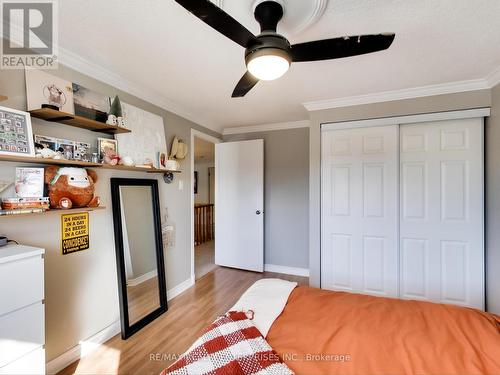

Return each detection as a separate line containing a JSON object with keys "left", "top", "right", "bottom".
{"left": 0, "top": 95, "right": 7, "bottom": 102}
{"left": 0, "top": 206, "right": 106, "bottom": 219}
{"left": 101, "top": 164, "right": 181, "bottom": 174}
{"left": 0, "top": 155, "right": 182, "bottom": 174}
{"left": 29, "top": 108, "right": 131, "bottom": 134}
{"left": 0, "top": 154, "right": 102, "bottom": 167}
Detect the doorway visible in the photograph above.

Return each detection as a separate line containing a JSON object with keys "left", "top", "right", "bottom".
{"left": 191, "top": 130, "right": 221, "bottom": 280}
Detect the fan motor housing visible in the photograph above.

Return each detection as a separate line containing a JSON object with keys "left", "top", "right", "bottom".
{"left": 245, "top": 33, "right": 291, "bottom": 64}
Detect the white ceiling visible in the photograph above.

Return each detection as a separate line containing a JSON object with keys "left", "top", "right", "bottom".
{"left": 59, "top": 0, "right": 500, "bottom": 133}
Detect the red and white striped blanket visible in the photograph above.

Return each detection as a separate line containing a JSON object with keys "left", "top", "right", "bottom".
{"left": 162, "top": 311, "right": 294, "bottom": 375}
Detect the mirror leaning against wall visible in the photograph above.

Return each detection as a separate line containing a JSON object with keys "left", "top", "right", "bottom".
{"left": 110, "top": 178, "right": 168, "bottom": 339}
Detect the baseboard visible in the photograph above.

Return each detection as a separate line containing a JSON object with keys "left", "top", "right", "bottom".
{"left": 127, "top": 269, "right": 158, "bottom": 287}
{"left": 46, "top": 320, "right": 121, "bottom": 375}
{"left": 167, "top": 274, "right": 195, "bottom": 300}
{"left": 46, "top": 276, "right": 196, "bottom": 374}
{"left": 264, "top": 264, "right": 310, "bottom": 277}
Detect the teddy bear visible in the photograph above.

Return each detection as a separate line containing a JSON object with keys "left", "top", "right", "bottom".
{"left": 103, "top": 147, "right": 120, "bottom": 166}
{"left": 44, "top": 166, "right": 100, "bottom": 209}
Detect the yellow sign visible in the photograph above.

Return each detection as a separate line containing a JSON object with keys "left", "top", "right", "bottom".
{"left": 61, "top": 212, "right": 89, "bottom": 255}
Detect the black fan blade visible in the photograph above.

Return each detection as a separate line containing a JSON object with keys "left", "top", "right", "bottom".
{"left": 232, "top": 72, "right": 259, "bottom": 97}
{"left": 175, "top": 0, "right": 258, "bottom": 48}
{"left": 291, "top": 33, "right": 395, "bottom": 62}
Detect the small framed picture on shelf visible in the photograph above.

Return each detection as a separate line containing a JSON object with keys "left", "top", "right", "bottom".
{"left": 57, "top": 139, "right": 76, "bottom": 160}
{"left": 74, "top": 141, "right": 91, "bottom": 161}
{"left": 98, "top": 138, "right": 118, "bottom": 160}
{"left": 157, "top": 151, "right": 168, "bottom": 169}
{"left": 0, "top": 106, "right": 35, "bottom": 157}
{"left": 34, "top": 134, "right": 58, "bottom": 151}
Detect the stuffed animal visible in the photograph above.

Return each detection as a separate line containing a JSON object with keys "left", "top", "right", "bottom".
{"left": 44, "top": 166, "right": 100, "bottom": 209}
{"left": 103, "top": 147, "right": 120, "bottom": 166}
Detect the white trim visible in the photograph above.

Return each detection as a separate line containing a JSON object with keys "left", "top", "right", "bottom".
{"left": 126, "top": 269, "right": 157, "bottom": 287}
{"left": 303, "top": 79, "right": 490, "bottom": 112}
{"left": 264, "top": 264, "right": 310, "bottom": 277}
{"left": 321, "top": 108, "right": 491, "bottom": 131}
{"left": 46, "top": 276, "right": 196, "bottom": 374}
{"left": 46, "top": 320, "right": 121, "bottom": 375}
{"left": 57, "top": 47, "right": 218, "bottom": 132}
{"left": 486, "top": 66, "right": 500, "bottom": 88}
{"left": 223, "top": 120, "right": 310, "bottom": 135}
{"left": 167, "top": 275, "right": 195, "bottom": 300}
{"left": 190, "top": 129, "right": 222, "bottom": 280}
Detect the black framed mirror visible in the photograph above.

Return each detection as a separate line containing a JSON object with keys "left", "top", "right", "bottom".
{"left": 110, "top": 178, "right": 168, "bottom": 339}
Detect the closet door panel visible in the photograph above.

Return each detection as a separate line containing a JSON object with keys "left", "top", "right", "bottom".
{"left": 399, "top": 118, "right": 484, "bottom": 309}
{"left": 321, "top": 125, "right": 398, "bottom": 297}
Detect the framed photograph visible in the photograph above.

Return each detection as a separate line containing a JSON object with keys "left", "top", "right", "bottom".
{"left": 25, "top": 68, "right": 75, "bottom": 113}
{"left": 57, "top": 139, "right": 76, "bottom": 160}
{"left": 98, "top": 138, "right": 118, "bottom": 160}
{"left": 74, "top": 141, "right": 91, "bottom": 161}
{"left": 73, "top": 83, "right": 110, "bottom": 123}
{"left": 0, "top": 106, "right": 35, "bottom": 157}
{"left": 34, "top": 134, "right": 58, "bottom": 151}
{"left": 157, "top": 151, "right": 167, "bottom": 169}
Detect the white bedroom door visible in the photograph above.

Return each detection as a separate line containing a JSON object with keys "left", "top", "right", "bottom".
{"left": 399, "top": 118, "right": 484, "bottom": 308}
{"left": 321, "top": 125, "right": 399, "bottom": 297}
{"left": 215, "top": 140, "right": 264, "bottom": 272}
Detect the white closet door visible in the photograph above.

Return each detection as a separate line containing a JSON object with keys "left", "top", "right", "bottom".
{"left": 400, "top": 118, "right": 484, "bottom": 309}
{"left": 321, "top": 125, "right": 399, "bottom": 297}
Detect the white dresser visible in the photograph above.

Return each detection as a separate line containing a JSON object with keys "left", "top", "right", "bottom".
{"left": 0, "top": 244, "right": 45, "bottom": 375}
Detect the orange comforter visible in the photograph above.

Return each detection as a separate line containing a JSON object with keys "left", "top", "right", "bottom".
{"left": 266, "top": 286, "right": 500, "bottom": 375}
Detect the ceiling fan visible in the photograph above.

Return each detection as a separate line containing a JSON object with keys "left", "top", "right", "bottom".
{"left": 174, "top": 0, "right": 395, "bottom": 97}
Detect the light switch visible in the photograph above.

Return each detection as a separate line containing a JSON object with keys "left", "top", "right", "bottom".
{"left": 178, "top": 180, "right": 184, "bottom": 191}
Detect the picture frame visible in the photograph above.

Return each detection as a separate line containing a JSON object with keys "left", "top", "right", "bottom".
{"left": 0, "top": 106, "right": 35, "bottom": 157}
{"left": 98, "top": 138, "right": 118, "bottom": 160}
{"left": 57, "top": 139, "right": 76, "bottom": 160}
{"left": 25, "top": 68, "right": 75, "bottom": 114}
{"left": 157, "top": 151, "right": 168, "bottom": 169}
{"left": 74, "top": 141, "right": 91, "bottom": 161}
{"left": 34, "top": 134, "right": 58, "bottom": 151}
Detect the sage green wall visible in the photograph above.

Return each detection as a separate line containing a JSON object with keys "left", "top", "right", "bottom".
{"left": 485, "top": 83, "right": 500, "bottom": 315}
{"left": 224, "top": 128, "right": 309, "bottom": 269}
{"left": 0, "top": 65, "right": 220, "bottom": 362}
{"left": 307, "top": 89, "right": 497, "bottom": 314}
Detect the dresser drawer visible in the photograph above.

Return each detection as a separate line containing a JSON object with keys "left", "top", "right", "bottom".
{"left": 0, "top": 255, "right": 44, "bottom": 316}
{"left": 0, "top": 302, "right": 44, "bottom": 368}
{"left": 0, "top": 346, "right": 45, "bottom": 375}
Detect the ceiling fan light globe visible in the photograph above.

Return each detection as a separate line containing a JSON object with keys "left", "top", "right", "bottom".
{"left": 246, "top": 49, "right": 290, "bottom": 81}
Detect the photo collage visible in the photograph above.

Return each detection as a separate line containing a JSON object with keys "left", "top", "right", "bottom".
{"left": 0, "top": 110, "right": 29, "bottom": 154}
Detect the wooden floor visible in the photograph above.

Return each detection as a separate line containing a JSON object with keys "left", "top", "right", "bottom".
{"left": 127, "top": 276, "right": 160, "bottom": 325}
{"left": 195, "top": 240, "right": 217, "bottom": 279}
{"left": 58, "top": 267, "right": 308, "bottom": 375}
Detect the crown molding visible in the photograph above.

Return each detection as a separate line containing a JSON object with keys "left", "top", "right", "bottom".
{"left": 486, "top": 65, "right": 500, "bottom": 88}
{"left": 302, "top": 78, "right": 492, "bottom": 112}
{"left": 223, "top": 119, "right": 309, "bottom": 135}
{"left": 57, "top": 46, "right": 218, "bottom": 132}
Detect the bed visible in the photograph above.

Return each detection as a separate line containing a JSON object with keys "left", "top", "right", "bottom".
{"left": 167, "top": 279, "right": 500, "bottom": 375}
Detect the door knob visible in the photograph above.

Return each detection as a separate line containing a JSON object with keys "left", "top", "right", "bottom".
{"left": 256, "top": 210, "right": 261, "bottom": 215}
